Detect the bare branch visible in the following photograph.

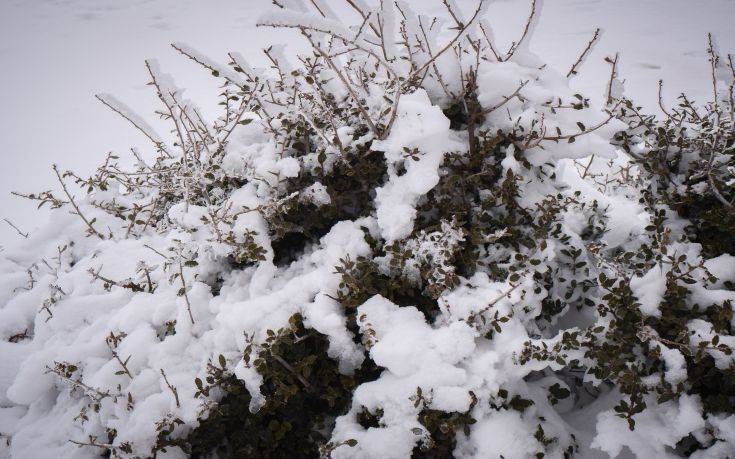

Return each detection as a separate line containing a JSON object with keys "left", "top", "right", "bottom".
{"left": 53, "top": 165, "right": 104, "bottom": 239}
{"left": 504, "top": 0, "right": 537, "bottom": 60}
{"left": 160, "top": 369, "right": 181, "bottom": 408}
{"left": 605, "top": 53, "right": 619, "bottom": 106}
{"left": 410, "top": 0, "right": 485, "bottom": 79}
{"left": 178, "top": 258, "right": 195, "bottom": 325}
{"left": 482, "top": 80, "right": 528, "bottom": 115}
{"left": 567, "top": 28, "right": 600, "bottom": 78}
{"left": 3, "top": 218, "right": 28, "bottom": 238}
{"left": 95, "top": 94, "right": 171, "bottom": 157}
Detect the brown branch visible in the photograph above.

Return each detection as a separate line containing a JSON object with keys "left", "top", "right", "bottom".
{"left": 479, "top": 21, "right": 503, "bottom": 61}
{"left": 410, "top": 0, "right": 485, "bottom": 79}
{"left": 567, "top": 28, "right": 600, "bottom": 78}
{"left": 505, "top": 0, "right": 537, "bottom": 60}
{"left": 107, "top": 339, "right": 133, "bottom": 379}
{"left": 605, "top": 53, "right": 619, "bottom": 106}
{"left": 95, "top": 95, "right": 171, "bottom": 158}
{"left": 482, "top": 80, "right": 528, "bottom": 115}
{"left": 160, "top": 369, "right": 181, "bottom": 408}
{"left": 467, "top": 281, "right": 522, "bottom": 325}
{"left": 301, "top": 31, "right": 382, "bottom": 139}
{"left": 53, "top": 165, "right": 104, "bottom": 239}
{"left": 707, "top": 33, "right": 720, "bottom": 115}
{"left": 578, "top": 155, "right": 596, "bottom": 179}
{"left": 540, "top": 108, "right": 618, "bottom": 143}
{"left": 271, "top": 353, "right": 312, "bottom": 389}
{"left": 178, "top": 259, "right": 195, "bottom": 325}
{"left": 3, "top": 218, "right": 28, "bottom": 238}
{"left": 657, "top": 80, "right": 672, "bottom": 117}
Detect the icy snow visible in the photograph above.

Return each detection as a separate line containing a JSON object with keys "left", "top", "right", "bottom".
{"left": 630, "top": 266, "right": 668, "bottom": 318}
{"left": 372, "top": 90, "right": 464, "bottom": 243}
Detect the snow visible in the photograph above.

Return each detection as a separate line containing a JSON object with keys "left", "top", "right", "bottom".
{"left": 592, "top": 394, "right": 705, "bottom": 458}
{"left": 456, "top": 409, "right": 538, "bottom": 459}
{"left": 1, "top": 1, "right": 735, "bottom": 458}
{"left": 330, "top": 294, "right": 478, "bottom": 457}
{"left": 0, "top": 215, "right": 374, "bottom": 456}
{"left": 300, "top": 182, "right": 331, "bottom": 206}
{"left": 630, "top": 266, "right": 668, "bottom": 318}
{"left": 657, "top": 344, "right": 688, "bottom": 386}
{"left": 372, "top": 90, "right": 464, "bottom": 243}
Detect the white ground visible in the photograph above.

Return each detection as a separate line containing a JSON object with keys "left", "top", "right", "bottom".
{"left": 0, "top": 0, "right": 733, "bottom": 246}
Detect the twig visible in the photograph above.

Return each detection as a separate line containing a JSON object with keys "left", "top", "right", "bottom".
{"left": 605, "top": 53, "right": 619, "bottom": 106}
{"left": 578, "top": 155, "right": 596, "bottom": 179}
{"left": 107, "top": 338, "right": 133, "bottom": 379}
{"left": 707, "top": 33, "right": 720, "bottom": 115}
{"left": 657, "top": 80, "right": 672, "bottom": 117}
{"left": 143, "top": 243, "right": 169, "bottom": 259}
{"left": 160, "top": 369, "right": 180, "bottom": 408}
{"left": 301, "top": 31, "right": 382, "bottom": 139}
{"left": 467, "top": 281, "right": 522, "bottom": 325}
{"left": 479, "top": 21, "right": 503, "bottom": 61}
{"left": 95, "top": 95, "right": 171, "bottom": 157}
{"left": 69, "top": 437, "right": 116, "bottom": 451}
{"left": 706, "top": 135, "right": 734, "bottom": 210}
{"left": 271, "top": 353, "right": 312, "bottom": 389}
{"left": 411, "top": 0, "right": 485, "bottom": 78}
{"left": 178, "top": 259, "right": 195, "bottom": 325}
{"left": 540, "top": 108, "right": 619, "bottom": 143}
{"left": 567, "top": 28, "right": 600, "bottom": 78}
{"left": 45, "top": 365, "right": 117, "bottom": 402}
{"left": 3, "top": 218, "right": 28, "bottom": 238}
{"left": 504, "top": 0, "right": 537, "bottom": 60}
{"left": 482, "top": 80, "right": 528, "bottom": 114}
{"left": 53, "top": 165, "right": 104, "bottom": 239}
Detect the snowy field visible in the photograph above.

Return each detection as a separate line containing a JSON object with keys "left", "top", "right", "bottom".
{"left": 1, "top": 0, "right": 734, "bottom": 247}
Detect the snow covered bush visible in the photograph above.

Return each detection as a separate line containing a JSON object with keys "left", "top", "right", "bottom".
{"left": 1, "top": 0, "right": 734, "bottom": 457}
{"left": 614, "top": 35, "right": 735, "bottom": 259}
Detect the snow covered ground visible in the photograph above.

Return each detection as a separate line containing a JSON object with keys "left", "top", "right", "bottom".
{"left": 0, "top": 0, "right": 734, "bottom": 248}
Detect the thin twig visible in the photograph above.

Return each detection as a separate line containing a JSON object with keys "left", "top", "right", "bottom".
{"left": 482, "top": 80, "right": 528, "bottom": 115}
{"left": 567, "top": 28, "right": 600, "bottom": 78}
{"left": 411, "top": 0, "right": 485, "bottom": 78}
{"left": 3, "top": 218, "right": 28, "bottom": 238}
{"left": 107, "top": 340, "right": 133, "bottom": 379}
{"left": 707, "top": 33, "right": 720, "bottom": 115}
{"left": 53, "top": 165, "right": 104, "bottom": 239}
{"left": 178, "top": 259, "right": 195, "bottom": 325}
{"left": 657, "top": 80, "right": 672, "bottom": 117}
{"left": 271, "top": 353, "right": 312, "bottom": 389}
{"left": 95, "top": 95, "right": 171, "bottom": 158}
{"left": 160, "top": 369, "right": 181, "bottom": 408}
{"left": 504, "top": 0, "right": 537, "bottom": 60}
{"left": 605, "top": 53, "right": 619, "bottom": 106}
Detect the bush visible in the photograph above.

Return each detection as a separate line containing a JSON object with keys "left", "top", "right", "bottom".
{"left": 1, "top": 1, "right": 734, "bottom": 458}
